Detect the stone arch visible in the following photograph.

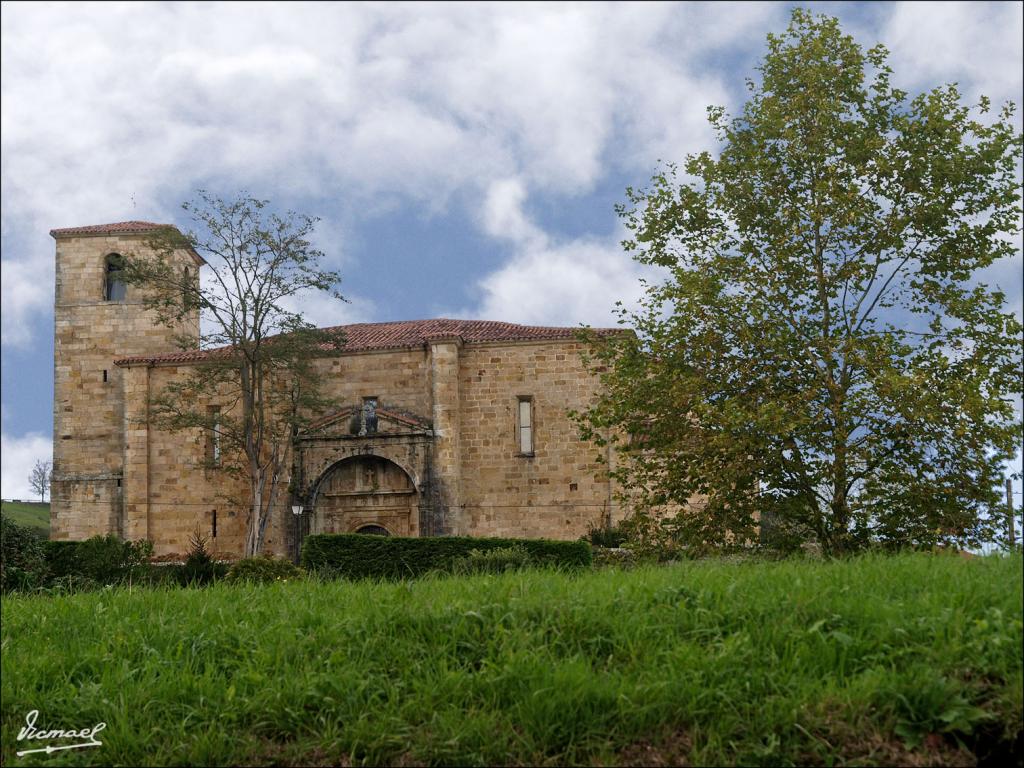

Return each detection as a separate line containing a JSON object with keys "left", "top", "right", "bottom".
{"left": 354, "top": 524, "right": 391, "bottom": 536}
{"left": 309, "top": 454, "right": 419, "bottom": 537}
{"left": 304, "top": 446, "right": 423, "bottom": 497}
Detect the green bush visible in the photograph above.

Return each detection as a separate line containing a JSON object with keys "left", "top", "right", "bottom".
{"left": 301, "top": 533, "right": 591, "bottom": 580}
{"left": 5, "top": 523, "right": 154, "bottom": 592}
{"left": 225, "top": 555, "right": 304, "bottom": 584}
{"left": 584, "top": 522, "right": 628, "bottom": 548}
{"left": 592, "top": 546, "right": 636, "bottom": 569}
{"left": 178, "top": 531, "right": 220, "bottom": 587}
{"left": 40, "top": 536, "right": 153, "bottom": 587}
{"left": 41, "top": 540, "right": 83, "bottom": 579}
{"left": 1, "top": 516, "right": 47, "bottom": 592}
{"left": 75, "top": 535, "right": 153, "bottom": 584}
{"left": 451, "top": 545, "right": 533, "bottom": 575}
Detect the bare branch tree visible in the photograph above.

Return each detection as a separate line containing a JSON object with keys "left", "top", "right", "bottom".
{"left": 29, "top": 460, "right": 51, "bottom": 503}
{"left": 123, "top": 192, "right": 347, "bottom": 555}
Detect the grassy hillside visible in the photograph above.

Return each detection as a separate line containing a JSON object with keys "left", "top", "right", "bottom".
{"left": 2, "top": 553, "right": 1021, "bottom": 766}
{"left": 0, "top": 501, "right": 48, "bottom": 533}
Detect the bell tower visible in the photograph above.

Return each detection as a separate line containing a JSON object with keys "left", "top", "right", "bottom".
{"left": 50, "top": 221, "right": 201, "bottom": 540}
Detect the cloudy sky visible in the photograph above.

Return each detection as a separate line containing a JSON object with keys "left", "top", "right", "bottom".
{"left": 1, "top": 1, "right": 1021, "bottom": 500}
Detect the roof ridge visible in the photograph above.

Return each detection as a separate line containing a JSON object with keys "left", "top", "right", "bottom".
{"left": 114, "top": 318, "right": 627, "bottom": 366}
{"left": 50, "top": 221, "right": 178, "bottom": 238}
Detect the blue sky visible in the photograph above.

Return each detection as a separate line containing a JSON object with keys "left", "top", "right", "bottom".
{"left": 1, "top": 1, "right": 1021, "bottom": 500}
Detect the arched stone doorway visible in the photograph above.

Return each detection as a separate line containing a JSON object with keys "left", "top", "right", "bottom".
{"left": 310, "top": 455, "right": 418, "bottom": 537}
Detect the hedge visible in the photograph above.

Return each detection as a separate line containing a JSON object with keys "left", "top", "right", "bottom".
{"left": 42, "top": 540, "right": 84, "bottom": 578}
{"left": 37, "top": 536, "right": 155, "bottom": 586}
{"left": 1, "top": 516, "right": 47, "bottom": 592}
{"left": 301, "top": 534, "right": 592, "bottom": 579}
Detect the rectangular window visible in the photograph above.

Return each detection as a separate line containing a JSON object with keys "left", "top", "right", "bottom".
{"left": 518, "top": 397, "right": 533, "bottom": 455}
{"left": 207, "top": 406, "right": 221, "bottom": 465}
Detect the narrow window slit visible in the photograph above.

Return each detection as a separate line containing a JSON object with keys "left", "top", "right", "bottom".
{"left": 518, "top": 397, "right": 534, "bottom": 455}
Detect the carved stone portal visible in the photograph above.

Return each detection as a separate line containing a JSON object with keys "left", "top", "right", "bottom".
{"left": 292, "top": 405, "right": 446, "bottom": 550}
{"left": 310, "top": 455, "right": 418, "bottom": 537}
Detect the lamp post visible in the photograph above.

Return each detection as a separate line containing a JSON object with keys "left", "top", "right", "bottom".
{"left": 291, "top": 502, "right": 305, "bottom": 563}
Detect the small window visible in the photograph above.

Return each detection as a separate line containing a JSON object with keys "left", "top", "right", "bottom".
{"left": 102, "top": 369, "right": 108, "bottom": 383}
{"left": 518, "top": 397, "right": 534, "bottom": 455}
{"left": 206, "top": 406, "right": 221, "bottom": 465}
{"left": 212, "top": 509, "right": 217, "bottom": 539}
{"left": 105, "top": 254, "right": 126, "bottom": 301}
{"left": 355, "top": 524, "right": 389, "bottom": 536}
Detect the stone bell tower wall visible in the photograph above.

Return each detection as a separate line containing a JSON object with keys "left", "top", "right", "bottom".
{"left": 51, "top": 228, "right": 200, "bottom": 540}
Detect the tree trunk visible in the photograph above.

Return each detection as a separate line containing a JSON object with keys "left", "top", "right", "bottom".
{"left": 246, "top": 461, "right": 265, "bottom": 557}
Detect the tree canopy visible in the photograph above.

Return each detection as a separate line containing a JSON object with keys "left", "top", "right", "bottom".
{"left": 124, "top": 192, "right": 346, "bottom": 555}
{"left": 578, "top": 10, "right": 1023, "bottom": 555}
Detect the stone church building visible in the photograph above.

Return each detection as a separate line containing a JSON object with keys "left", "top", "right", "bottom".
{"left": 51, "top": 221, "right": 625, "bottom": 558}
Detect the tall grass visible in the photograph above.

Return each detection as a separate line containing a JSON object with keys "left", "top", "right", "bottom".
{"left": 2, "top": 552, "right": 1021, "bottom": 766}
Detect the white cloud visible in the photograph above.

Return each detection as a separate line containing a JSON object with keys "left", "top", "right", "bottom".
{"left": 466, "top": 235, "right": 651, "bottom": 328}
{"left": 0, "top": 258, "right": 52, "bottom": 346}
{"left": 481, "top": 177, "right": 546, "bottom": 247}
{"left": 1, "top": 432, "right": 51, "bottom": 501}
{"left": 459, "top": 177, "right": 654, "bottom": 327}
{"left": 1, "top": 2, "right": 757, "bottom": 346}
{"left": 278, "top": 291, "right": 377, "bottom": 331}
{"left": 882, "top": 2, "right": 1023, "bottom": 109}
{"left": 2, "top": 2, "right": 1020, "bottom": 348}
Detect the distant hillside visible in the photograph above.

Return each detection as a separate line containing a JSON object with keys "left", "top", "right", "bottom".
{"left": 0, "top": 501, "right": 49, "bottom": 534}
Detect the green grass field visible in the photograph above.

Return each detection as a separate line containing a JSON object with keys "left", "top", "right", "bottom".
{"left": 0, "top": 501, "right": 49, "bottom": 533}
{"left": 1, "top": 553, "right": 1021, "bottom": 766}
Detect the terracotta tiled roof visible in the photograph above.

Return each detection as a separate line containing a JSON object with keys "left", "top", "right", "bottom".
{"left": 50, "top": 221, "right": 206, "bottom": 264}
{"left": 114, "top": 319, "right": 626, "bottom": 366}
{"left": 49, "top": 221, "right": 171, "bottom": 238}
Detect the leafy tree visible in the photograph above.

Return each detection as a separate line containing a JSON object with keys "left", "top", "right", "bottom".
{"left": 578, "top": 10, "right": 1023, "bottom": 555}
{"left": 123, "top": 192, "right": 346, "bottom": 556}
{"left": 28, "top": 459, "right": 51, "bottom": 503}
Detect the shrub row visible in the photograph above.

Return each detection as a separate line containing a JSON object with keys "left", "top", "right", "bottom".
{"left": 0, "top": 515, "right": 47, "bottom": 591}
{"left": 1, "top": 521, "right": 161, "bottom": 592}
{"left": 2, "top": 517, "right": 292, "bottom": 592}
{"left": 5, "top": 517, "right": 593, "bottom": 591}
{"left": 43, "top": 536, "right": 153, "bottom": 583}
{"left": 301, "top": 533, "right": 591, "bottom": 579}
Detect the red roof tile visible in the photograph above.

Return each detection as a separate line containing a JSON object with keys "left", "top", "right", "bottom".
{"left": 49, "top": 221, "right": 171, "bottom": 238}
{"left": 114, "top": 319, "right": 626, "bottom": 366}
{"left": 50, "top": 221, "right": 206, "bottom": 264}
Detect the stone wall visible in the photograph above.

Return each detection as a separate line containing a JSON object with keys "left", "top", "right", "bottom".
{"left": 457, "top": 341, "right": 618, "bottom": 540}
{"left": 51, "top": 233, "right": 198, "bottom": 540}
{"left": 108, "top": 335, "right": 620, "bottom": 557}
{"left": 128, "top": 347, "right": 437, "bottom": 556}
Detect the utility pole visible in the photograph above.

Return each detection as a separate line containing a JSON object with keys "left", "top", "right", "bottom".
{"left": 1007, "top": 479, "right": 1015, "bottom": 550}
